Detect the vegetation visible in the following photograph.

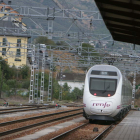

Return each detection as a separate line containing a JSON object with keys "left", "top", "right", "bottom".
{"left": 0, "top": 58, "right": 83, "bottom": 102}
{"left": 135, "top": 105, "right": 138, "bottom": 108}
{"left": 52, "top": 82, "right": 83, "bottom": 101}
{"left": 0, "top": 56, "right": 31, "bottom": 99}
{"left": 56, "top": 41, "right": 67, "bottom": 46}
{"left": 35, "top": 36, "right": 55, "bottom": 45}
{"left": 82, "top": 43, "right": 99, "bottom": 56}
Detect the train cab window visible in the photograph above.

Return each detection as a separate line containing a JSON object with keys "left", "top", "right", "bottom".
{"left": 89, "top": 78, "right": 117, "bottom": 97}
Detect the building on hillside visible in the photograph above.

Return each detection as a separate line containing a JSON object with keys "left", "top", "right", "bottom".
{"left": 57, "top": 73, "right": 85, "bottom": 92}
{"left": 0, "top": 1, "right": 31, "bottom": 68}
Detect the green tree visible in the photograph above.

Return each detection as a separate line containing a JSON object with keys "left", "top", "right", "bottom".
{"left": 71, "top": 87, "right": 83, "bottom": 100}
{"left": 10, "top": 64, "right": 17, "bottom": 79}
{"left": 21, "top": 79, "right": 30, "bottom": 89}
{"left": 62, "top": 83, "right": 71, "bottom": 100}
{"left": 0, "top": 64, "right": 4, "bottom": 98}
{"left": 0, "top": 57, "right": 14, "bottom": 80}
{"left": 20, "top": 65, "right": 30, "bottom": 79}
{"left": 44, "top": 72, "right": 49, "bottom": 91}
{"left": 82, "top": 43, "right": 99, "bottom": 56}
{"left": 7, "top": 79, "right": 21, "bottom": 95}
{"left": 52, "top": 80, "right": 60, "bottom": 99}
{"left": 35, "top": 36, "right": 55, "bottom": 45}
{"left": 82, "top": 43, "right": 94, "bottom": 48}
{"left": 56, "top": 41, "right": 67, "bottom": 46}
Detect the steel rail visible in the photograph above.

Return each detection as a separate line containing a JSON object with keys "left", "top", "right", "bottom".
{"left": 66, "top": 105, "right": 83, "bottom": 107}
{"left": 0, "top": 106, "right": 38, "bottom": 111}
{"left": 62, "top": 103, "right": 83, "bottom": 107}
{"left": 0, "top": 107, "right": 48, "bottom": 114}
{"left": 0, "top": 111, "right": 82, "bottom": 137}
{"left": 0, "top": 108, "right": 82, "bottom": 127}
{"left": 50, "top": 123, "right": 88, "bottom": 140}
{"left": 93, "top": 124, "right": 114, "bottom": 140}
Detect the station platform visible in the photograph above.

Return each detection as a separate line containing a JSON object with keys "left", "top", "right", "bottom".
{"left": 15, "top": 117, "right": 85, "bottom": 140}
{"left": 105, "top": 110, "right": 140, "bottom": 140}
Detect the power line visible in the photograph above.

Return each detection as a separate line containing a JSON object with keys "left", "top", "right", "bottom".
{"left": 52, "top": 0, "right": 93, "bottom": 42}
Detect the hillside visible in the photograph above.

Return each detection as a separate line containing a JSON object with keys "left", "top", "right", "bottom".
{"left": 48, "top": 50, "right": 86, "bottom": 74}
{"left": 2, "top": 0, "right": 108, "bottom": 34}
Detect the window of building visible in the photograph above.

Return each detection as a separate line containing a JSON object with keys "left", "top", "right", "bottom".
{"left": 5, "top": 8, "right": 10, "bottom": 11}
{"left": 17, "top": 39, "right": 21, "bottom": 47}
{"left": 1, "top": 7, "right": 3, "bottom": 12}
{"left": 16, "top": 49, "right": 21, "bottom": 57}
{"left": 3, "top": 38, "right": 7, "bottom": 46}
{"left": 15, "top": 58, "right": 21, "bottom": 61}
{"left": 2, "top": 48, "right": 6, "bottom": 55}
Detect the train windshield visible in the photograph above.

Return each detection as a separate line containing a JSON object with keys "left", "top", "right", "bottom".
{"left": 89, "top": 78, "right": 117, "bottom": 97}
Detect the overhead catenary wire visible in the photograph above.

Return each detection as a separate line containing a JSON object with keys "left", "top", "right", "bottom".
{"left": 52, "top": 0, "right": 93, "bottom": 42}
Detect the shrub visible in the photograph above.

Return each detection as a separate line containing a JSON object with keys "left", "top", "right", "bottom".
{"left": 20, "top": 65, "right": 30, "bottom": 79}
{"left": 22, "top": 79, "right": 30, "bottom": 89}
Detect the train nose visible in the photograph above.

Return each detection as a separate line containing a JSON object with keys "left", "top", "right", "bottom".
{"left": 90, "top": 100, "right": 114, "bottom": 115}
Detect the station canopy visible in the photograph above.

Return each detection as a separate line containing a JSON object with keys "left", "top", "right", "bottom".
{"left": 94, "top": 0, "right": 140, "bottom": 45}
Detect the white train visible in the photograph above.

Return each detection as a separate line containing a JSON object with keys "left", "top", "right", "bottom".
{"left": 83, "top": 65, "right": 132, "bottom": 122}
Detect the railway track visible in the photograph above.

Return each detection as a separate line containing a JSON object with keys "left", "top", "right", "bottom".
{"left": 48, "top": 121, "right": 114, "bottom": 140}
{"left": 0, "top": 103, "right": 83, "bottom": 114}
{"left": 0, "top": 105, "right": 55, "bottom": 114}
{"left": 0, "top": 106, "right": 33, "bottom": 111}
{"left": 62, "top": 103, "right": 83, "bottom": 107}
{"left": 50, "top": 123, "right": 88, "bottom": 140}
{"left": 0, "top": 108, "right": 83, "bottom": 138}
{"left": 93, "top": 124, "right": 114, "bottom": 140}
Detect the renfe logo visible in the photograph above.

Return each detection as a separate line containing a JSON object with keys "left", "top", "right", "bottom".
{"left": 93, "top": 102, "right": 111, "bottom": 108}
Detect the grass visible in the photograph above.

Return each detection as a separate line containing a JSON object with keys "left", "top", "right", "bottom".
{"left": 0, "top": 95, "right": 29, "bottom": 105}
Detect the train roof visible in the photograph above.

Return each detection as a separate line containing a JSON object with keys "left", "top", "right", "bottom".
{"left": 87, "top": 65, "right": 122, "bottom": 79}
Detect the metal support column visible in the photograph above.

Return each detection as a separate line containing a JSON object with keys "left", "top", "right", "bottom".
{"left": 132, "top": 71, "right": 136, "bottom": 108}
{"left": 78, "top": 41, "right": 82, "bottom": 56}
{"left": 48, "top": 20, "right": 54, "bottom": 39}
{"left": 59, "top": 65, "right": 63, "bottom": 101}
{"left": 47, "top": 53, "right": 53, "bottom": 101}
{"left": 34, "top": 46, "right": 39, "bottom": 103}
{"left": 40, "top": 49, "right": 45, "bottom": 103}
{"left": 29, "top": 45, "right": 35, "bottom": 103}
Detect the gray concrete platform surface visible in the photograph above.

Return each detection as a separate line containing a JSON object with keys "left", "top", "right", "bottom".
{"left": 105, "top": 111, "right": 140, "bottom": 140}
{"left": 15, "top": 117, "right": 85, "bottom": 140}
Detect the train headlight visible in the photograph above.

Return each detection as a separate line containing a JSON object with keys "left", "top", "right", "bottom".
{"left": 108, "top": 94, "right": 111, "bottom": 97}
{"left": 94, "top": 93, "right": 97, "bottom": 96}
